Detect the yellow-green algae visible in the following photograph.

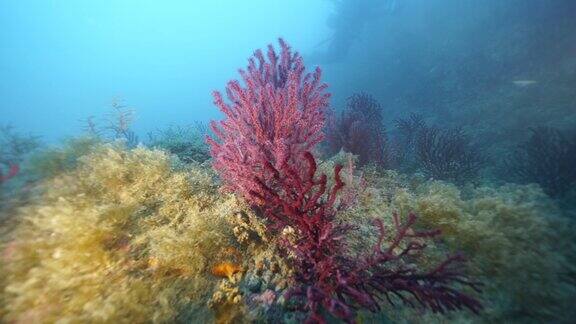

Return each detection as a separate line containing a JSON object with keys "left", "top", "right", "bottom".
{"left": 1, "top": 144, "right": 575, "bottom": 323}
{"left": 0, "top": 143, "right": 250, "bottom": 323}
{"left": 346, "top": 170, "right": 576, "bottom": 323}
{"left": 27, "top": 136, "right": 103, "bottom": 179}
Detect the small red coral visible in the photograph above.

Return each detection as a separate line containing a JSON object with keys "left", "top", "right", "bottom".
{"left": 0, "top": 163, "right": 19, "bottom": 184}
{"left": 326, "top": 93, "right": 391, "bottom": 167}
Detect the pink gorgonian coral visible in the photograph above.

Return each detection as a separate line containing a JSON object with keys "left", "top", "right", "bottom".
{"left": 207, "top": 38, "right": 330, "bottom": 204}
{"left": 207, "top": 39, "right": 481, "bottom": 323}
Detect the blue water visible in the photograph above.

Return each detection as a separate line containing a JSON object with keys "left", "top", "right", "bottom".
{"left": 1, "top": 0, "right": 330, "bottom": 142}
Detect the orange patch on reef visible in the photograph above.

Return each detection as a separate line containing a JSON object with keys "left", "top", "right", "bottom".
{"left": 211, "top": 262, "right": 242, "bottom": 280}
{"left": 148, "top": 257, "right": 160, "bottom": 269}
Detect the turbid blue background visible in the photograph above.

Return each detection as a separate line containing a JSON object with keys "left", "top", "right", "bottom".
{"left": 2, "top": 0, "right": 575, "bottom": 144}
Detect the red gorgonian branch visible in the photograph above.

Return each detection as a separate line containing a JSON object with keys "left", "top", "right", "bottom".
{"left": 207, "top": 39, "right": 481, "bottom": 323}
{"left": 0, "top": 163, "right": 19, "bottom": 185}
{"left": 252, "top": 151, "right": 482, "bottom": 323}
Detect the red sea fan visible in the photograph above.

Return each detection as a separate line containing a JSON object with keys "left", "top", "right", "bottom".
{"left": 0, "top": 163, "right": 19, "bottom": 184}
{"left": 207, "top": 39, "right": 481, "bottom": 323}
{"left": 207, "top": 38, "right": 330, "bottom": 204}
{"left": 504, "top": 126, "right": 576, "bottom": 197}
{"left": 251, "top": 153, "right": 482, "bottom": 323}
{"left": 326, "top": 93, "right": 391, "bottom": 167}
{"left": 253, "top": 152, "right": 482, "bottom": 323}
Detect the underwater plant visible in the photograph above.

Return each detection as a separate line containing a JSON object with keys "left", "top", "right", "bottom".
{"left": 105, "top": 98, "right": 139, "bottom": 147}
{"left": 208, "top": 39, "right": 481, "bottom": 323}
{"left": 415, "top": 126, "right": 485, "bottom": 183}
{"left": 392, "top": 181, "right": 576, "bottom": 323}
{"left": 147, "top": 123, "right": 211, "bottom": 163}
{"left": 504, "top": 126, "right": 576, "bottom": 197}
{"left": 393, "top": 113, "right": 426, "bottom": 171}
{"left": 76, "top": 98, "right": 140, "bottom": 147}
{"left": 28, "top": 136, "right": 102, "bottom": 179}
{"left": 0, "top": 125, "right": 40, "bottom": 164}
{"left": 326, "top": 93, "right": 391, "bottom": 167}
{"left": 0, "top": 143, "right": 246, "bottom": 322}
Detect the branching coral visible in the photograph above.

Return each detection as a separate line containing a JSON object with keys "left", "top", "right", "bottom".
{"left": 326, "top": 93, "right": 391, "bottom": 167}
{"left": 207, "top": 38, "right": 330, "bottom": 203}
{"left": 394, "top": 113, "right": 426, "bottom": 171}
{"left": 251, "top": 152, "right": 482, "bottom": 322}
{"left": 395, "top": 113, "right": 426, "bottom": 144}
{"left": 208, "top": 39, "right": 481, "bottom": 323}
{"left": 415, "top": 126, "right": 485, "bottom": 183}
{"left": 78, "top": 98, "right": 139, "bottom": 147}
{"left": 106, "top": 98, "right": 139, "bottom": 147}
{"left": 0, "top": 125, "right": 40, "bottom": 209}
{"left": 504, "top": 126, "right": 576, "bottom": 197}
{"left": 0, "top": 125, "right": 40, "bottom": 165}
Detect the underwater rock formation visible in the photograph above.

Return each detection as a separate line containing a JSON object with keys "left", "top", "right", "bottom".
{"left": 0, "top": 144, "right": 246, "bottom": 322}
{"left": 394, "top": 113, "right": 426, "bottom": 171}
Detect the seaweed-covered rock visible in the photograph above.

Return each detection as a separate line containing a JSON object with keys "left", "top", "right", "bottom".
{"left": 0, "top": 143, "right": 248, "bottom": 322}
{"left": 350, "top": 174, "right": 576, "bottom": 323}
